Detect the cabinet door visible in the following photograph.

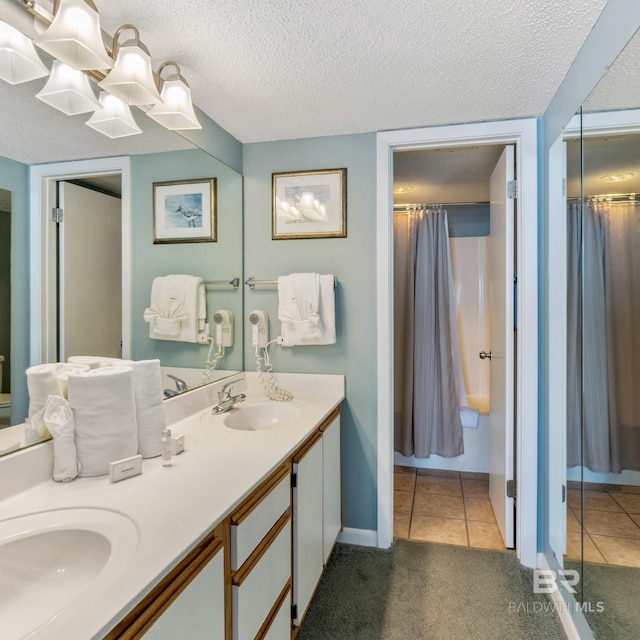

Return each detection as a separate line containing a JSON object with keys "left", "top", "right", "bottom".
{"left": 293, "top": 435, "right": 323, "bottom": 626}
{"left": 143, "top": 547, "right": 224, "bottom": 640}
{"left": 322, "top": 415, "right": 341, "bottom": 564}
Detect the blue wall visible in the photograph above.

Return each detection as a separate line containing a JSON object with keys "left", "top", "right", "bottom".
{"left": 0, "top": 155, "right": 29, "bottom": 425}
{"left": 130, "top": 148, "right": 243, "bottom": 373}
{"left": 243, "top": 133, "right": 378, "bottom": 532}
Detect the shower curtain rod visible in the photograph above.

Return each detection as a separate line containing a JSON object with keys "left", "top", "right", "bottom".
{"left": 393, "top": 201, "right": 489, "bottom": 210}
{"left": 567, "top": 192, "right": 640, "bottom": 202}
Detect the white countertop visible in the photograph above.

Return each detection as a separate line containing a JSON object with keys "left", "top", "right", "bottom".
{"left": 0, "top": 372, "right": 344, "bottom": 640}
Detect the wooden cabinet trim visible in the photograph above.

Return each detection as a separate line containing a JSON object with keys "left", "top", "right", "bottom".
{"left": 292, "top": 429, "right": 322, "bottom": 463}
{"left": 230, "top": 462, "right": 290, "bottom": 526}
{"left": 254, "top": 580, "right": 292, "bottom": 640}
{"left": 105, "top": 523, "right": 225, "bottom": 640}
{"left": 232, "top": 508, "right": 291, "bottom": 587}
{"left": 319, "top": 405, "right": 341, "bottom": 432}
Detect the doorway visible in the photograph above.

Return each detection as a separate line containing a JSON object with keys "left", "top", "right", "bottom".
{"left": 376, "top": 119, "right": 539, "bottom": 568}
{"left": 29, "top": 157, "right": 131, "bottom": 365}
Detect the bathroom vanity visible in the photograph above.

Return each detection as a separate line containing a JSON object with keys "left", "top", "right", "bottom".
{"left": 0, "top": 372, "right": 344, "bottom": 640}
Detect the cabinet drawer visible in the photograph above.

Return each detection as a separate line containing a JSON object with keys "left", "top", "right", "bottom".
{"left": 231, "top": 472, "right": 290, "bottom": 570}
{"left": 263, "top": 588, "right": 292, "bottom": 640}
{"left": 233, "top": 520, "right": 291, "bottom": 640}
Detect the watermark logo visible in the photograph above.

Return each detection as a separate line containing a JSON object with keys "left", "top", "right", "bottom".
{"left": 533, "top": 569, "right": 579, "bottom": 594}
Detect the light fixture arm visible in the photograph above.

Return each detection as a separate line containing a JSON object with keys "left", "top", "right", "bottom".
{"left": 111, "top": 24, "right": 141, "bottom": 58}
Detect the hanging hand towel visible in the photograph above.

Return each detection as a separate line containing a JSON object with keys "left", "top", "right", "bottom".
{"left": 144, "top": 275, "right": 207, "bottom": 343}
{"left": 278, "top": 273, "right": 336, "bottom": 346}
{"left": 68, "top": 365, "right": 138, "bottom": 477}
{"left": 132, "top": 359, "right": 166, "bottom": 458}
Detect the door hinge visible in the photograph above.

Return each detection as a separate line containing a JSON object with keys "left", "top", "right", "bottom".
{"left": 506, "top": 479, "right": 517, "bottom": 499}
{"left": 291, "top": 604, "right": 298, "bottom": 620}
{"left": 291, "top": 472, "right": 297, "bottom": 488}
{"left": 562, "top": 484, "right": 566, "bottom": 503}
{"left": 52, "top": 207, "right": 63, "bottom": 223}
{"left": 507, "top": 180, "right": 517, "bottom": 199}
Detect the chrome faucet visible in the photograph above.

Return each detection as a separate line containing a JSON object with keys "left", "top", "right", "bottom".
{"left": 163, "top": 374, "right": 188, "bottom": 398}
{"left": 211, "top": 381, "right": 246, "bottom": 414}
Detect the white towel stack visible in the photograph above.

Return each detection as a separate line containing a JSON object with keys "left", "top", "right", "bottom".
{"left": 277, "top": 273, "right": 336, "bottom": 346}
{"left": 67, "top": 355, "right": 132, "bottom": 370}
{"left": 132, "top": 359, "right": 166, "bottom": 458}
{"left": 26, "top": 363, "right": 90, "bottom": 437}
{"left": 143, "top": 275, "right": 207, "bottom": 343}
{"left": 43, "top": 395, "right": 79, "bottom": 482}
{"left": 68, "top": 365, "right": 138, "bottom": 477}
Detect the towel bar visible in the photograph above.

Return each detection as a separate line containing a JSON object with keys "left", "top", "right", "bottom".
{"left": 245, "top": 276, "right": 338, "bottom": 289}
{"left": 204, "top": 278, "right": 240, "bottom": 288}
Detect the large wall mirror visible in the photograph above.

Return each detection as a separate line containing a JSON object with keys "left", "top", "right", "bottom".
{"left": 0, "top": 2, "right": 243, "bottom": 456}
{"left": 561, "top": 27, "right": 640, "bottom": 639}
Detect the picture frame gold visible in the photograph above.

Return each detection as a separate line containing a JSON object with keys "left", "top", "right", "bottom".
{"left": 153, "top": 177, "right": 217, "bottom": 244}
{"left": 272, "top": 168, "right": 346, "bottom": 239}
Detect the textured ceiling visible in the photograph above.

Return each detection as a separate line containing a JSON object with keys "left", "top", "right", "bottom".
{"left": 0, "top": 0, "right": 626, "bottom": 164}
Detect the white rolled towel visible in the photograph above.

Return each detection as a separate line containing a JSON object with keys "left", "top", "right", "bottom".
{"left": 132, "top": 359, "right": 166, "bottom": 458}
{"left": 43, "top": 395, "right": 79, "bottom": 482}
{"left": 68, "top": 356, "right": 134, "bottom": 370}
{"left": 68, "top": 365, "right": 138, "bottom": 477}
{"left": 26, "top": 363, "right": 89, "bottom": 436}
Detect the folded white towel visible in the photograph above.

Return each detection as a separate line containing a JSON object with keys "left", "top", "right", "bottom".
{"left": 43, "top": 395, "right": 79, "bottom": 482}
{"left": 144, "top": 275, "right": 207, "bottom": 343}
{"left": 460, "top": 406, "right": 480, "bottom": 429}
{"left": 278, "top": 273, "right": 336, "bottom": 346}
{"left": 68, "top": 365, "right": 138, "bottom": 477}
{"left": 132, "top": 359, "right": 166, "bottom": 458}
{"left": 67, "top": 355, "right": 130, "bottom": 370}
{"left": 26, "top": 363, "right": 90, "bottom": 436}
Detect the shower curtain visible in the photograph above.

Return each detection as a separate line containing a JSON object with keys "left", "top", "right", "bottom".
{"left": 567, "top": 201, "right": 640, "bottom": 473}
{"left": 394, "top": 207, "right": 464, "bottom": 459}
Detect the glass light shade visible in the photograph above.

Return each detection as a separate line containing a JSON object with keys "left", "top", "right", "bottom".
{"left": 86, "top": 91, "right": 142, "bottom": 138}
{"left": 36, "top": 60, "right": 100, "bottom": 115}
{"left": 34, "top": 0, "right": 113, "bottom": 71}
{"left": 98, "top": 42, "right": 162, "bottom": 105}
{"left": 146, "top": 77, "right": 201, "bottom": 130}
{"left": 0, "top": 20, "right": 49, "bottom": 84}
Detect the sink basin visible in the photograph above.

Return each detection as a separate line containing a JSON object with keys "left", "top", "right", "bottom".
{"left": 0, "top": 508, "right": 138, "bottom": 639}
{"left": 223, "top": 402, "right": 302, "bottom": 431}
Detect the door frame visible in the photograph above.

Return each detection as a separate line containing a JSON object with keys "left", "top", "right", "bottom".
{"left": 376, "top": 119, "right": 538, "bottom": 568}
{"left": 29, "top": 157, "right": 131, "bottom": 365}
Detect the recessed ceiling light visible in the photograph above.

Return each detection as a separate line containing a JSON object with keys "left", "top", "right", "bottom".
{"left": 394, "top": 185, "right": 413, "bottom": 194}
{"left": 601, "top": 173, "right": 634, "bottom": 182}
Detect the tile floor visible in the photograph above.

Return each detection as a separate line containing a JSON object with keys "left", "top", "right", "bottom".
{"left": 564, "top": 480, "right": 640, "bottom": 568}
{"left": 393, "top": 465, "right": 509, "bottom": 552}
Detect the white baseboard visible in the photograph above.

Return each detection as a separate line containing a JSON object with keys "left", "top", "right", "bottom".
{"left": 338, "top": 528, "right": 378, "bottom": 547}
{"left": 537, "top": 553, "right": 595, "bottom": 640}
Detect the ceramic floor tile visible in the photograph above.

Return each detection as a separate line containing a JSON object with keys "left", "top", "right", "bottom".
{"left": 394, "top": 490, "right": 414, "bottom": 514}
{"left": 582, "top": 482, "right": 605, "bottom": 492}
{"left": 630, "top": 514, "right": 640, "bottom": 528}
{"left": 581, "top": 490, "right": 623, "bottom": 512}
{"left": 564, "top": 531, "right": 606, "bottom": 563}
{"left": 604, "top": 483, "right": 640, "bottom": 495}
{"left": 611, "top": 492, "right": 640, "bottom": 514}
{"left": 567, "top": 480, "right": 582, "bottom": 491}
{"left": 467, "top": 520, "right": 505, "bottom": 551}
{"left": 591, "top": 535, "right": 640, "bottom": 568}
{"left": 416, "top": 468, "right": 461, "bottom": 478}
{"left": 409, "top": 515, "right": 468, "bottom": 546}
{"left": 567, "top": 489, "right": 581, "bottom": 510}
{"left": 415, "top": 475, "right": 462, "bottom": 497}
{"left": 394, "top": 472, "right": 417, "bottom": 493}
{"left": 566, "top": 507, "right": 582, "bottom": 533}
{"left": 464, "top": 497, "right": 496, "bottom": 523}
{"left": 394, "top": 465, "right": 417, "bottom": 475}
{"left": 393, "top": 511, "right": 411, "bottom": 539}
{"left": 582, "top": 510, "right": 640, "bottom": 538}
{"left": 461, "top": 478, "right": 490, "bottom": 498}
{"left": 413, "top": 493, "right": 465, "bottom": 519}
{"left": 461, "top": 471, "right": 489, "bottom": 480}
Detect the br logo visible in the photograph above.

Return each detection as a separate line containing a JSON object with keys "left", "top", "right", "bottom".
{"left": 533, "top": 569, "right": 580, "bottom": 594}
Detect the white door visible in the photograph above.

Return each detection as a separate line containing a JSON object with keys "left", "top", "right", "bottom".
{"left": 488, "top": 145, "right": 516, "bottom": 549}
{"left": 59, "top": 181, "right": 122, "bottom": 360}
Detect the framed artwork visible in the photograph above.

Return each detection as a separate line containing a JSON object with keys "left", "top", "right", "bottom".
{"left": 272, "top": 168, "right": 346, "bottom": 239}
{"left": 153, "top": 177, "right": 216, "bottom": 243}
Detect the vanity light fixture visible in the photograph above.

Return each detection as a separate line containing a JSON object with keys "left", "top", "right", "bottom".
{"left": 394, "top": 185, "right": 414, "bottom": 194}
{"left": 98, "top": 24, "right": 162, "bottom": 105}
{"left": 35, "top": 59, "right": 100, "bottom": 115}
{"left": 33, "top": 0, "right": 113, "bottom": 71}
{"left": 0, "top": 19, "right": 49, "bottom": 84}
{"left": 85, "top": 90, "right": 142, "bottom": 138}
{"left": 146, "top": 61, "right": 202, "bottom": 130}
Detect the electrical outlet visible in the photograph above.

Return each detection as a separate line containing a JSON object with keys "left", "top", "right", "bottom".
{"left": 197, "top": 323, "right": 210, "bottom": 343}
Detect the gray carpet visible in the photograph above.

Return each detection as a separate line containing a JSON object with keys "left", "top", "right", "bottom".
{"left": 297, "top": 540, "right": 566, "bottom": 640}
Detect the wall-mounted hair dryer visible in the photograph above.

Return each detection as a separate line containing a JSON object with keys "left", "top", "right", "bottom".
{"left": 213, "top": 309, "right": 234, "bottom": 347}
{"left": 249, "top": 310, "right": 269, "bottom": 348}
